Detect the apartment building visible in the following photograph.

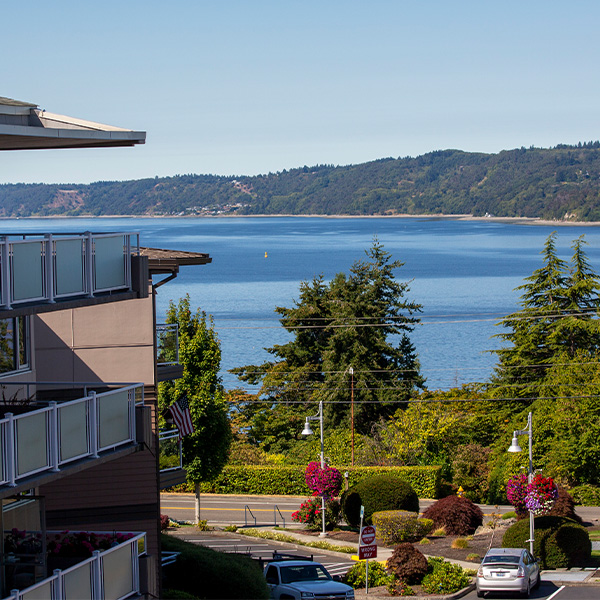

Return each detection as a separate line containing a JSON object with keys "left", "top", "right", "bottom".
{"left": 0, "top": 96, "right": 206, "bottom": 599}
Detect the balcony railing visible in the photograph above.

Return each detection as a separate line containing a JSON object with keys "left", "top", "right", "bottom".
{"left": 0, "top": 383, "right": 143, "bottom": 488}
{"left": 2, "top": 531, "right": 146, "bottom": 600}
{"left": 156, "top": 323, "right": 179, "bottom": 366}
{"left": 0, "top": 232, "right": 140, "bottom": 309}
{"left": 159, "top": 429, "right": 182, "bottom": 473}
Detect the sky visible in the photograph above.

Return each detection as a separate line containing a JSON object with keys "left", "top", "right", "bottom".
{"left": 3, "top": 0, "right": 600, "bottom": 184}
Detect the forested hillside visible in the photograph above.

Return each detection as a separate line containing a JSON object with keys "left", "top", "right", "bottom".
{"left": 3, "top": 143, "right": 600, "bottom": 220}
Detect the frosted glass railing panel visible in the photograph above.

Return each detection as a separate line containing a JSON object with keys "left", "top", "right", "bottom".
{"left": 0, "top": 422, "right": 5, "bottom": 484}
{"left": 63, "top": 559, "right": 93, "bottom": 600}
{"left": 16, "top": 412, "right": 48, "bottom": 476}
{"left": 55, "top": 238, "right": 85, "bottom": 296}
{"left": 12, "top": 242, "right": 44, "bottom": 301}
{"left": 59, "top": 400, "right": 89, "bottom": 462}
{"left": 19, "top": 579, "right": 54, "bottom": 600}
{"left": 94, "top": 236, "right": 126, "bottom": 290}
{"left": 98, "top": 390, "right": 130, "bottom": 449}
{"left": 102, "top": 543, "right": 135, "bottom": 600}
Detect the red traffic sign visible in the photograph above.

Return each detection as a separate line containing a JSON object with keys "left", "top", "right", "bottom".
{"left": 360, "top": 525, "right": 376, "bottom": 546}
{"left": 359, "top": 544, "right": 377, "bottom": 560}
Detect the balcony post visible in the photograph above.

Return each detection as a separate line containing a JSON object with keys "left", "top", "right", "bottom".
{"left": 45, "top": 234, "right": 55, "bottom": 303}
{"left": 50, "top": 401, "right": 60, "bottom": 472}
{"left": 2, "top": 237, "right": 12, "bottom": 309}
{"left": 92, "top": 550, "right": 102, "bottom": 599}
{"left": 53, "top": 569, "right": 63, "bottom": 598}
{"left": 6, "top": 412, "right": 16, "bottom": 487}
{"left": 86, "top": 231, "right": 94, "bottom": 298}
{"left": 90, "top": 391, "right": 99, "bottom": 458}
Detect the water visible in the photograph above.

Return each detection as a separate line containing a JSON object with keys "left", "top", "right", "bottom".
{"left": 4, "top": 216, "right": 600, "bottom": 390}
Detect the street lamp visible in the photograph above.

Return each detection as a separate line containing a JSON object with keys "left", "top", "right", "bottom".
{"left": 507, "top": 411, "right": 534, "bottom": 556}
{"left": 302, "top": 400, "right": 327, "bottom": 537}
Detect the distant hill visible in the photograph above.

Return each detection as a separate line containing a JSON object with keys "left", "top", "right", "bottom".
{"left": 2, "top": 144, "right": 600, "bottom": 220}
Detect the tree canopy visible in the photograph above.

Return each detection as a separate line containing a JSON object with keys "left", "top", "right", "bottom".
{"left": 232, "top": 240, "right": 423, "bottom": 446}
{"left": 158, "top": 296, "right": 231, "bottom": 482}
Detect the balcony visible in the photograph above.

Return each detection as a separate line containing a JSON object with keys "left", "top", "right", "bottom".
{"left": 159, "top": 429, "right": 186, "bottom": 489}
{"left": 0, "top": 232, "right": 141, "bottom": 313}
{"left": 0, "top": 383, "right": 143, "bottom": 494}
{"left": 1, "top": 530, "right": 146, "bottom": 600}
{"left": 156, "top": 323, "right": 182, "bottom": 381}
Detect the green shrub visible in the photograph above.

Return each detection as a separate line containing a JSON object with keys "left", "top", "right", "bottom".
{"left": 168, "top": 465, "right": 441, "bottom": 498}
{"left": 342, "top": 475, "right": 419, "bottom": 526}
{"left": 161, "top": 534, "right": 268, "bottom": 599}
{"left": 466, "top": 553, "right": 480, "bottom": 562}
{"left": 386, "top": 543, "right": 428, "bottom": 584}
{"left": 451, "top": 443, "right": 491, "bottom": 503}
{"left": 162, "top": 590, "right": 200, "bottom": 599}
{"left": 421, "top": 560, "right": 471, "bottom": 594}
{"left": 569, "top": 484, "right": 600, "bottom": 507}
{"left": 344, "top": 560, "right": 394, "bottom": 589}
{"left": 451, "top": 538, "right": 469, "bottom": 549}
{"left": 372, "top": 510, "right": 432, "bottom": 546}
{"left": 340, "top": 490, "right": 363, "bottom": 528}
{"left": 502, "top": 516, "right": 591, "bottom": 569}
{"left": 422, "top": 495, "right": 483, "bottom": 535}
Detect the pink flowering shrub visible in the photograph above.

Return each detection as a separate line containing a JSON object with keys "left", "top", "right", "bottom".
{"left": 47, "top": 531, "right": 135, "bottom": 557}
{"left": 305, "top": 461, "right": 342, "bottom": 499}
{"left": 291, "top": 496, "right": 341, "bottom": 531}
{"left": 506, "top": 473, "right": 558, "bottom": 518}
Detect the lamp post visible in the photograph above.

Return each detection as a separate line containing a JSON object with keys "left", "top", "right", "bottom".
{"left": 302, "top": 400, "right": 327, "bottom": 537}
{"left": 349, "top": 367, "right": 354, "bottom": 467}
{"left": 507, "top": 411, "right": 534, "bottom": 556}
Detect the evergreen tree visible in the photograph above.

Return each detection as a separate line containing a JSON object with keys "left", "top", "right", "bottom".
{"left": 158, "top": 295, "right": 231, "bottom": 482}
{"left": 492, "top": 233, "right": 600, "bottom": 399}
{"left": 233, "top": 240, "right": 423, "bottom": 439}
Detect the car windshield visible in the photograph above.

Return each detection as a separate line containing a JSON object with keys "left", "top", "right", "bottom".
{"left": 483, "top": 555, "right": 521, "bottom": 565}
{"left": 280, "top": 565, "right": 331, "bottom": 584}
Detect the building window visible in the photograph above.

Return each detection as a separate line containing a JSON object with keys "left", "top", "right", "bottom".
{"left": 0, "top": 317, "right": 29, "bottom": 375}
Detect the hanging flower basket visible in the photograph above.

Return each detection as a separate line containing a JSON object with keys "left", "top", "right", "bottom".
{"left": 506, "top": 473, "right": 558, "bottom": 518}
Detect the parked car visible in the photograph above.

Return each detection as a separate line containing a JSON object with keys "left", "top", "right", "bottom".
{"left": 263, "top": 553, "right": 354, "bottom": 600}
{"left": 476, "top": 547, "right": 540, "bottom": 598}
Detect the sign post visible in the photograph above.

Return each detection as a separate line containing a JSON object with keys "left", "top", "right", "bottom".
{"left": 359, "top": 524, "right": 377, "bottom": 594}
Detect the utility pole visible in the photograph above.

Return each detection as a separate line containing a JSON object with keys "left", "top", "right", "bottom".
{"left": 349, "top": 366, "right": 354, "bottom": 467}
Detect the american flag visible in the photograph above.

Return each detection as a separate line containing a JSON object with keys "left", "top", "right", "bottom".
{"left": 170, "top": 396, "right": 195, "bottom": 437}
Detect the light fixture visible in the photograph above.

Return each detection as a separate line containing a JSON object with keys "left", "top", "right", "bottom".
{"left": 507, "top": 434, "right": 522, "bottom": 453}
{"left": 301, "top": 420, "right": 314, "bottom": 436}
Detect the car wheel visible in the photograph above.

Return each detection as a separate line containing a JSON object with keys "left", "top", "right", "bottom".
{"left": 476, "top": 591, "right": 484, "bottom": 598}
{"left": 533, "top": 572, "right": 541, "bottom": 590}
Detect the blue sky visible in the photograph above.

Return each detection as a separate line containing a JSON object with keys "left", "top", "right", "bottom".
{"left": 3, "top": 0, "right": 600, "bottom": 184}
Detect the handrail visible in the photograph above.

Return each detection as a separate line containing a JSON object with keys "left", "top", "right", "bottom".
{"left": 244, "top": 505, "right": 257, "bottom": 527}
{"left": 0, "top": 231, "right": 140, "bottom": 309}
{"left": 274, "top": 505, "right": 286, "bottom": 529}
{"left": 0, "top": 383, "right": 143, "bottom": 488}
{"left": 3, "top": 532, "right": 146, "bottom": 600}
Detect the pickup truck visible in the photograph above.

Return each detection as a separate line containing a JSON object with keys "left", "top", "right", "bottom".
{"left": 263, "top": 556, "right": 355, "bottom": 600}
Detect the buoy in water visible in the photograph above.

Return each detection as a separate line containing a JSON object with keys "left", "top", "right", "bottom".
{"left": 265, "top": 252, "right": 268, "bottom": 258}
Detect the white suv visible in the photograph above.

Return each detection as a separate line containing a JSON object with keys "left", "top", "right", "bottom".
{"left": 264, "top": 558, "right": 354, "bottom": 600}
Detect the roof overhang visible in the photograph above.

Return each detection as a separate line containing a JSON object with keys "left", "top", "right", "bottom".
{"left": 0, "top": 96, "right": 145, "bottom": 150}
{"left": 140, "top": 247, "right": 212, "bottom": 275}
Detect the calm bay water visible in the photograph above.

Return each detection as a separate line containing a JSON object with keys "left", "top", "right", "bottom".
{"left": 4, "top": 216, "right": 600, "bottom": 391}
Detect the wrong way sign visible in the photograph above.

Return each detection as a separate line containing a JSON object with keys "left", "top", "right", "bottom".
{"left": 359, "top": 525, "right": 377, "bottom": 559}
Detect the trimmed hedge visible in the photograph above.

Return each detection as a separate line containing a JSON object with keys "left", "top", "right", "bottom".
{"left": 372, "top": 510, "right": 433, "bottom": 546}
{"left": 169, "top": 465, "right": 441, "bottom": 498}
{"left": 502, "top": 516, "right": 591, "bottom": 569}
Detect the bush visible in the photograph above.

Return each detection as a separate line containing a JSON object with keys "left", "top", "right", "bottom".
{"left": 451, "top": 444, "right": 491, "bottom": 502}
{"left": 546, "top": 487, "right": 582, "bottom": 523}
{"left": 372, "top": 511, "right": 432, "bottom": 546}
{"left": 162, "top": 590, "right": 200, "bottom": 599}
{"left": 344, "top": 560, "right": 394, "bottom": 589}
{"left": 160, "top": 514, "right": 170, "bottom": 531}
{"left": 421, "top": 560, "right": 471, "bottom": 595}
{"left": 421, "top": 495, "right": 483, "bottom": 535}
{"left": 342, "top": 475, "right": 419, "bottom": 527}
{"left": 291, "top": 497, "right": 341, "bottom": 531}
{"left": 502, "top": 516, "right": 591, "bottom": 569}
{"left": 570, "top": 484, "right": 600, "bottom": 506}
{"left": 386, "top": 543, "right": 428, "bottom": 584}
{"left": 161, "top": 534, "right": 268, "bottom": 599}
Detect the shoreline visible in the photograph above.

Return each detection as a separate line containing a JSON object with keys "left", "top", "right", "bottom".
{"left": 4, "top": 213, "right": 600, "bottom": 226}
